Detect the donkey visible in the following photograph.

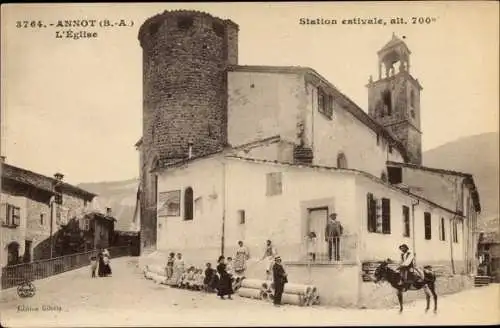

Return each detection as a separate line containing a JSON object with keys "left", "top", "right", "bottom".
{"left": 372, "top": 259, "right": 438, "bottom": 313}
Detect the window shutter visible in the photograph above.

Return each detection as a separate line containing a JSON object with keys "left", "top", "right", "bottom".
{"left": 13, "top": 211, "right": 20, "bottom": 226}
{"left": 0, "top": 203, "right": 7, "bottom": 224}
{"left": 382, "top": 198, "right": 391, "bottom": 234}
{"left": 367, "top": 193, "right": 376, "bottom": 232}
{"left": 402, "top": 206, "right": 410, "bottom": 237}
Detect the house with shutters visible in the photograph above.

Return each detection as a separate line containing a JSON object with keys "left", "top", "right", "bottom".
{"left": 0, "top": 159, "right": 104, "bottom": 266}
{"left": 135, "top": 11, "right": 481, "bottom": 308}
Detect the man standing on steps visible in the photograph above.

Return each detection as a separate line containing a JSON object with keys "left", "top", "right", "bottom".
{"left": 325, "top": 213, "right": 343, "bottom": 261}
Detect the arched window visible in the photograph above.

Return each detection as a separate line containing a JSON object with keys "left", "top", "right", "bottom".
{"left": 382, "top": 90, "right": 392, "bottom": 116}
{"left": 184, "top": 187, "right": 194, "bottom": 220}
{"left": 337, "top": 152, "right": 348, "bottom": 169}
{"left": 7, "top": 242, "right": 20, "bottom": 266}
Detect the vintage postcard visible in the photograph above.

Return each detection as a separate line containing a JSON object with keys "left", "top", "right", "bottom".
{"left": 0, "top": 1, "right": 498, "bottom": 327}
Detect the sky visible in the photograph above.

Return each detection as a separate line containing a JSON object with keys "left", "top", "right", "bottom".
{"left": 1, "top": 2, "right": 498, "bottom": 185}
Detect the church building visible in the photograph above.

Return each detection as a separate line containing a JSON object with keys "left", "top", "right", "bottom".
{"left": 134, "top": 10, "right": 481, "bottom": 307}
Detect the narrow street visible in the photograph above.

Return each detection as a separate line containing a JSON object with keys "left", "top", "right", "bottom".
{"left": 1, "top": 257, "right": 498, "bottom": 327}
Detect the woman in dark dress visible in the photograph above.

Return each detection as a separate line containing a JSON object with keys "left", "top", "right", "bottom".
{"left": 97, "top": 250, "right": 106, "bottom": 277}
{"left": 216, "top": 256, "right": 233, "bottom": 300}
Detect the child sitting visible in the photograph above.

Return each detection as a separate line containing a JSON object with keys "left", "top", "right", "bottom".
{"left": 178, "top": 269, "right": 188, "bottom": 288}
{"left": 185, "top": 266, "right": 196, "bottom": 289}
{"left": 196, "top": 269, "right": 205, "bottom": 291}
{"left": 191, "top": 269, "right": 202, "bottom": 291}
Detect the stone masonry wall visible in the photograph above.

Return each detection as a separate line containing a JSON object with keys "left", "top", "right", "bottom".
{"left": 138, "top": 10, "right": 239, "bottom": 160}
{"left": 138, "top": 11, "right": 239, "bottom": 252}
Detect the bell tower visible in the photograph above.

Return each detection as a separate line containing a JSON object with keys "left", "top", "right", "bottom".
{"left": 367, "top": 34, "right": 423, "bottom": 165}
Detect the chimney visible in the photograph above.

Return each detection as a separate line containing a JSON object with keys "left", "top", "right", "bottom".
{"left": 187, "top": 141, "right": 193, "bottom": 159}
{"left": 54, "top": 172, "right": 64, "bottom": 181}
{"left": 106, "top": 207, "right": 112, "bottom": 216}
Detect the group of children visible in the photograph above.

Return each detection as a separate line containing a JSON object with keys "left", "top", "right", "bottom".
{"left": 174, "top": 266, "right": 206, "bottom": 291}
{"left": 166, "top": 253, "right": 238, "bottom": 293}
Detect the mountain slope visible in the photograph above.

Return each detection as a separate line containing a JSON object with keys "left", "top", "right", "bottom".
{"left": 423, "top": 132, "right": 499, "bottom": 231}
{"left": 78, "top": 178, "right": 139, "bottom": 231}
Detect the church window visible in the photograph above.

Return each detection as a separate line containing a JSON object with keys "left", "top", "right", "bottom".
{"left": 184, "top": 187, "right": 194, "bottom": 220}
{"left": 387, "top": 166, "right": 402, "bottom": 184}
{"left": 382, "top": 90, "right": 392, "bottom": 116}
{"left": 336, "top": 152, "right": 347, "bottom": 169}
{"left": 238, "top": 210, "right": 246, "bottom": 224}
{"left": 424, "top": 212, "right": 432, "bottom": 240}
{"left": 439, "top": 217, "right": 446, "bottom": 241}
{"left": 266, "top": 172, "right": 282, "bottom": 196}
{"left": 317, "top": 88, "right": 333, "bottom": 119}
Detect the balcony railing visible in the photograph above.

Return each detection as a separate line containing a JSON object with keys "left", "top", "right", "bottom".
{"left": 1, "top": 246, "right": 131, "bottom": 289}
{"left": 277, "top": 234, "right": 358, "bottom": 264}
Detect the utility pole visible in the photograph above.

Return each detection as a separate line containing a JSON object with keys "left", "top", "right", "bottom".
{"left": 49, "top": 196, "right": 55, "bottom": 258}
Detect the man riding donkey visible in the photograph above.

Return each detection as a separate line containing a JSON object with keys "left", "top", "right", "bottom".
{"left": 397, "top": 243, "right": 425, "bottom": 290}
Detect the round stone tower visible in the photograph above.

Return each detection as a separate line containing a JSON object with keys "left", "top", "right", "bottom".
{"left": 138, "top": 10, "right": 239, "bottom": 162}
{"left": 137, "top": 10, "right": 238, "bottom": 252}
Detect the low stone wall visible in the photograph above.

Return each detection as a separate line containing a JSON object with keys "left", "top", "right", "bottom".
{"left": 358, "top": 274, "right": 474, "bottom": 309}
{"left": 284, "top": 262, "right": 360, "bottom": 307}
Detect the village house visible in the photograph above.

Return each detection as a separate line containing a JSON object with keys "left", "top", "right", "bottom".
{"left": 0, "top": 158, "right": 115, "bottom": 266}
{"left": 477, "top": 229, "right": 500, "bottom": 283}
{"left": 135, "top": 10, "right": 481, "bottom": 307}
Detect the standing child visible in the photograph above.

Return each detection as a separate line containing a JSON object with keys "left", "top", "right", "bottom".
{"left": 204, "top": 263, "right": 216, "bottom": 293}
{"left": 166, "top": 252, "right": 175, "bottom": 279}
{"left": 90, "top": 256, "right": 97, "bottom": 278}
{"left": 306, "top": 231, "right": 318, "bottom": 261}
{"left": 226, "top": 257, "right": 235, "bottom": 278}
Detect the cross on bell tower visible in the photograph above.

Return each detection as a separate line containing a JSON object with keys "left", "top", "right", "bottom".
{"left": 367, "top": 34, "right": 423, "bottom": 165}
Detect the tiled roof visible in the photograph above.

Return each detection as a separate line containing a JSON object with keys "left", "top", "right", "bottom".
{"left": 153, "top": 135, "right": 283, "bottom": 172}
{"left": 2, "top": 163, "right": 56, "bottom": 193}
{"left": 386, "top": 161, "right": 481, "bottom": 213}
{"left": 1, "top": 163, "right": 96, "bottom": 199}
{"left": 377, "top": 33, "right": 411, "bottom": 55}
{"left": 223, "top": 155, "right": 467, "bottom": 217}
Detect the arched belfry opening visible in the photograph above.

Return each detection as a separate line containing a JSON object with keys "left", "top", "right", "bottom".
{"left": 367, "top": 33, "right": 423, "bottom": 165}
{"left": 378, "top": 33, "right": 411, "bottom": 79}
